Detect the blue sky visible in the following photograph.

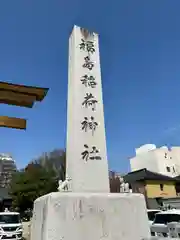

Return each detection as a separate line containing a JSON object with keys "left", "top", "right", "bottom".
{"left": 0, "top": 0, "right": 180, "bottom": 172}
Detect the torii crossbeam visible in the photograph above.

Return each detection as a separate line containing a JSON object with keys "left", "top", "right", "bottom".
{"left": 0, "top": 81, "right": 48, "bottom": 130}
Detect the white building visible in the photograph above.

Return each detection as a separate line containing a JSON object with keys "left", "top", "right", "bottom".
{"left": 0, "top": 154, "right": 13, "bottom": 162}
{"left": 0, "top": 154, "right": 16, "bottom": 187}
{"left": 130, "top": 144, "right": 180, "bottom": 177}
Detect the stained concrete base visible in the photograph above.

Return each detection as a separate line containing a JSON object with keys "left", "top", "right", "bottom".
{"left": 31, "top": 192, "right": 150, "bottom": 240}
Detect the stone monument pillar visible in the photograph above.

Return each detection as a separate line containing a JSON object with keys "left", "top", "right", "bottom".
{"left": 31, "top": 25, "right": 150, "bottom": 240}
{"left": 66, "top": 26, "right": 109, "bottom": 192}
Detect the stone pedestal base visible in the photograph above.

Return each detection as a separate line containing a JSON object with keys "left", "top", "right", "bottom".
{"left": 31, "top": 192, "right": 150, "bottom": 240}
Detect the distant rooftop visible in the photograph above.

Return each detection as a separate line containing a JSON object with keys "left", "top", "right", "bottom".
{"left": 134, "top": 144, "right": 180, "bottom": 157}
{"left": 0, "top": 154, "right": 14, "bottom": 161}
{"left": 124, "top": 168, "right": 175, "bottom": 183}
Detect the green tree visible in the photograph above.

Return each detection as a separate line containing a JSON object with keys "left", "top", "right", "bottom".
{"left": 9, "top": 149, "right": 66, "bottom": 213}
{"left": 9, "top": 163, "right": 57, "bottom": 213}
{"left": 9, "top": 159, "right": 62, "bottom": 213}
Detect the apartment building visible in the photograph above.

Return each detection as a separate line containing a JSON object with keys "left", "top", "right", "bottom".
{"left": 0, "top": 154, "right": 16, "bottom": 188}
{"left": 130, "top": 144, "right": 180, "bottom": 177}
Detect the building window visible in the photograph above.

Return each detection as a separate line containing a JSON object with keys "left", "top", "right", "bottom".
{"left": 173, "top": 166, "right": 176, "bottom": 173}
{"left": 160, "top": 184, "right": 164, "bottom": 191}
{"left": 165, "top": 153, "right": 167, "bottom": 158}
{"left": 166, "top": 166, "right": 170, "bottom": 172}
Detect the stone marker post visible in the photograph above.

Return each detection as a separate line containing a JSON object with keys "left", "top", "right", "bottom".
{"left": 66, "top": 26, "right": 109, "bottom": 192}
